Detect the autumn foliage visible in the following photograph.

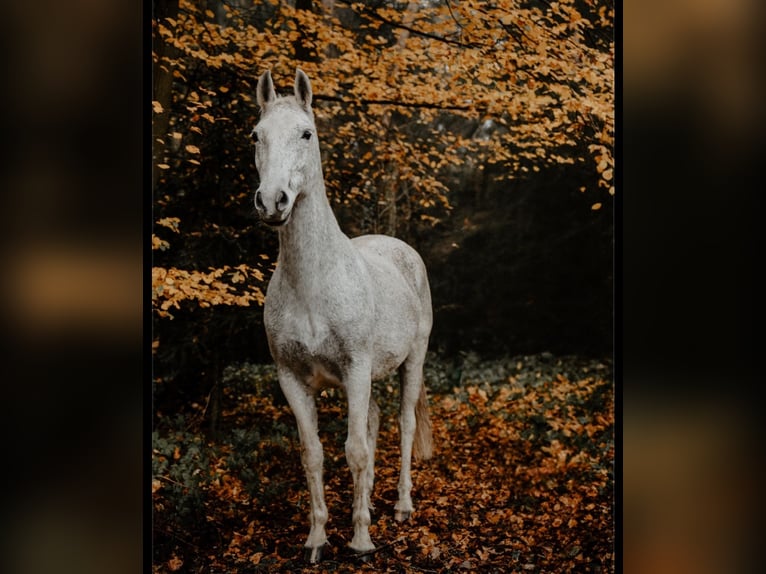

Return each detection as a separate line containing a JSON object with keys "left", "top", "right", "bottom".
{"left": 152, "top": 0, "right": 613, "bottom": 324}
{"left": 152, "top": 355, "right": 614, "bottom": 573}
{"left": 152, "top": 2, "right": 614, "bottom": 571}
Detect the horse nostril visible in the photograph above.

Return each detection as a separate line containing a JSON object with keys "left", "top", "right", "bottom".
{"left": 276, "top": 191, "right": 289, "bottom": 212}
{"left": 255, "top": 191, "right": 265, "bottom": 211}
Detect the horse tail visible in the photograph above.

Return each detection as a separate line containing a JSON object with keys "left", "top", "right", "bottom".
{"left": 413, "top": 383, "right": 433, "bottom": 460}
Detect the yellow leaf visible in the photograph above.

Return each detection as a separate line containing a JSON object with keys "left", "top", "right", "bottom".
{"left": 157, "top": 217, "right": 180, "bottom": 232}
{"left": 185, "top": 145, "right": 200, "bottom": 154}
{"left": 152, "top": 236, "right": 170, "bottom": 251}
{"left": 250, "top": 552, "right": 264, "bottom": 565}
{"left": 152, "top": 101, "right": 164, "bottom": 114}
{"left": 157, "top": 163, "right": 170, "bottom": 170}
{"left": 591, "top": 203, "right": 602, "bottom": 210}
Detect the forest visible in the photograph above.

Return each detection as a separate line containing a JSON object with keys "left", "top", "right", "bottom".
{"left": 152, "top": 0, "right": 614, "bottom": 571}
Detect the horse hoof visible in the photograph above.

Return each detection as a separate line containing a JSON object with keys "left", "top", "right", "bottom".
{"left": 349, "top": 546, "right": 375, "bottom": 563}
{"left": 356, "top": 551, "right": 374, "bottom": 564}
{"left": 304, "top": 544, "right": 325, "bottom": 563}
{"left": 395, "top": 510, "right": 412, "bottom": 522}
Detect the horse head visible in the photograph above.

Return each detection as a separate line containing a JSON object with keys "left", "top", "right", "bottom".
{"left": 252, "top": 68, "right": 320, "bottom": 227}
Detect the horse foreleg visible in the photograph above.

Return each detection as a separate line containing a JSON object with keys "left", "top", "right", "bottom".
{"left": 345, "top": 367, "right": 375, "bottom": 554}
{"left": 278, "top": 370, "right": 327, "bottom": 562}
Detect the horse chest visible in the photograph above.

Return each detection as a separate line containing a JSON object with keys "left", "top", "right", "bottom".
{"left": 265, "top": 290, "right": 365, "bottom": 388}
{"left": 282, "top": 308, "right": 339, "bottom": 355}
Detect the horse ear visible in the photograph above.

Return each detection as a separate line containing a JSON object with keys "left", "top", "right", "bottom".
{"left": 257, "top": 70, "right": 276, "bottom": 110}
{"left": 294, "top": 68, "right": 313, "bottom": 112}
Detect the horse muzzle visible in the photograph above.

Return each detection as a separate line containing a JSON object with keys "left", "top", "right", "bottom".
{"left": 255, "top": 188, "right": 294, "bottom": 226}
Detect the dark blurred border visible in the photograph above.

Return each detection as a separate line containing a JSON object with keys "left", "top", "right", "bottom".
{"left": 0, "top": 2, "right": 143, "bottom": 573}
{"left": 623, "top": 0, "right": 762, "bottom": 572}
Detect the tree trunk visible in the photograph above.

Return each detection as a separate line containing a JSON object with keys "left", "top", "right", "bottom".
{"left": 383, "top": 157, "right": 398, "bottom": 236}
{"left": 377, "top": 2, "right": 419, "bottom": 236}
{"left": 152, "top": 0, "right": 179, "bottom": 192}
{"left": 294, "top": 0, "right": 319, "bottom": 62}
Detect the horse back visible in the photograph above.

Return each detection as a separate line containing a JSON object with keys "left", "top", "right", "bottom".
{"left": 352, "top": 234, "right": 433, "bottom": 332}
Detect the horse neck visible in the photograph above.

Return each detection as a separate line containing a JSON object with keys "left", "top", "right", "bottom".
{"left": 277, "top": 180, "right": 349, "bottom": 282}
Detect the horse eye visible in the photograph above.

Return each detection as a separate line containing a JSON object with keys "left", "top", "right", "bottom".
{"left": 251, "top": 130, "right": 259, "bottom": 143}
{"left": 301, "top": 130, "right": 312, "bottom": 140}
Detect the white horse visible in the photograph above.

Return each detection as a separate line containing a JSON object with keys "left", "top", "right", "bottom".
{"left": 251, "top": 68, "right": 434, "bottom": 562}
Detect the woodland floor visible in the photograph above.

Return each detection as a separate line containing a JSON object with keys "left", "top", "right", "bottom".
{"left": 152, "top": 353, "right": 615, "bottom": 573}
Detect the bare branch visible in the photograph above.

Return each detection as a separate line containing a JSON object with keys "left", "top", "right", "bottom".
{"left": 336, "top": 0, "right": 478, "bottom": 49}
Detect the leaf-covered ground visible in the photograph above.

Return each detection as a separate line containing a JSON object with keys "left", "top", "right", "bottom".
{"left": 152, "top": 353, "right": 614, "bottom": 573}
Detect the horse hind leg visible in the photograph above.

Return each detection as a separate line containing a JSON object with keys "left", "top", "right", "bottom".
{"left": 395, "top": 350, "right": 433, "bottom": 522}
{"left": 366, "top": 396, "right": 380, "bottom": 515}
